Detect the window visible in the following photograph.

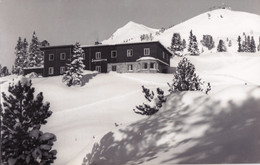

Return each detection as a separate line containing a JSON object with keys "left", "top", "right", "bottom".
{"left": 150, "top": 62, "right": 155, "bottom": 69}
{"left": 144, "top": 48, "right": 150, "bottom": 56}
{"left": 82, "top": 53, "right": 85, "bottom": 60}
{"left": 142, "top": 63, "right": 148, "bottom": 70}
{"left": 96, "top": 66, "right": 101, "bottom": 72}
{"left": 49, "top": 54, "right": 54, "bottom": 61}
{"left": 112, "top": 65, "right": 117, "bottom": 71}
{"left": 127, "top": 49, "right": 133, "bottom": 57}
{"left": 48, "top": 67, "right": 54, "bottom": 75}
{"left": 111, "top": 50, "right": 117, "bottom": 58}
{"left": 128, "top": 64, "right": 133, "bottom": 71}
{"left": 60, "top": 53, "right": 66, "bottom": 60}
{"left": 166, "top": 54, "right": 168, "bottom": 61}
{"left": 95, "top": 52, "right": 101, "bottom": 59}
{"left": 162, "top": 52, "right": 165, "bottom": 59}
{"left": 60, "top": 66, "right": 65, "bottom": 74}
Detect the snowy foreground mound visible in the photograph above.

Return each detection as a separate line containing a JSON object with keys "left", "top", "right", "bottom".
{"left": 83, "top": 86, "right": 260, "bottom": 164}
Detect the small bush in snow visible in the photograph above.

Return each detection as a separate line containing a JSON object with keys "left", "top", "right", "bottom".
{"left": 168, "top": 57, "right": 211, "bottom": 94}
{"left": 63, "top": 42, "right": 85, "bottom": 87}
{"left": 133, "top": 86, "right": 166, "bottom": 115}
{"left": 1, "top": 78, "right": 57, "bottom": 164}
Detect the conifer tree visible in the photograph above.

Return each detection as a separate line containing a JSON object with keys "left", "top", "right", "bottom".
{"left": 168, "top": 57, "right": 210, "bottom": 93}
{"left": 170, "top": 33, "right": 183, "bottom": 55}
{"left": 28, "top": 32, "right": 43, "bottom": 67}
{"left": 22, "top": 38, "right": 29, "bottom": 67}
{"left": 188, "top": 30, "right": 200, "bottom": 56}
{"left": 242, "top": 34, "right": 250, "bottom": 52}
{"left": 13, "top": 37, "right": 24, "bottom": 75}
{"left": 62, "top": 42, "right": 85, "bottom": 87}
{"left": 237, "top": 36, "right": 242, "bottom": 52}
{"left": 217, "top": 40, "right": 227, "bottom": 52}
{"left": 250, "top": 36, "right": 256, "bottom": 52}
{"left": 1, "top": 77, "right": 57, "bottom": 164}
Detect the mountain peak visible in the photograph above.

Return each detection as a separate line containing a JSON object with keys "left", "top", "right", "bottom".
{"left": 102, "top": 21, "right": 158, "bottom": 44}
{"left": 125, "top": 21, "right": 138, "bottom": 25}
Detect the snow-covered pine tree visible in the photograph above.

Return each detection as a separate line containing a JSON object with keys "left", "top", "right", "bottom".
{"left": 168, "top": 57, "right": 210, "bottom": 93}
{"left": 250, "top": 36, "right": 256, "bottom": 52}
{"left": 27, "top": 32, "right": 44, "bottom": 67}
{"left": 22, "top": 38, "right": 29, "bottom": 68}
{"left": 217, "top": 39, "right": 227, "bottom": 52}
{"left": 170, "top": 33, "right": 183, "bottom": 56}
{"left": 62, "top": 42, "right": 85, "bottom": 87}
{"left": 1, "top": 77, "right": 57, "bottom": 164}
{"left": 13, "top": 37, "right": 24, "bottom": 75}
{"left": 237, "top": 36, "right": 242, "bottom": 52}
{"left": 247, "top": 36, "right": 251, "bottom": 52}
{"left": 242, "top": 34, "right": 251, "bottom": 52}
{"left": 188, "top": 30, "right": 200, "bottom": 56}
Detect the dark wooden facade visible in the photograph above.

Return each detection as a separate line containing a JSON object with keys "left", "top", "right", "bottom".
{"left": 28, "top": 41, "right": 172, "bottom": 77}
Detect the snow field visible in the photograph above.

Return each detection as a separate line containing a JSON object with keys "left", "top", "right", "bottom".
{"left": 81, "top": 53, "right": 260, "bottom": 164}
{"left": 1, "top": 53, "right": 260, "bottom": 164}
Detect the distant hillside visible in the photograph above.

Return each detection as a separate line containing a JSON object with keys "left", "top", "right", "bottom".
{"left": 102, "top": 9, "right": 260, "bottom": 53}
{"left": 102, "top": 21, "right": 158, "bottom": 44}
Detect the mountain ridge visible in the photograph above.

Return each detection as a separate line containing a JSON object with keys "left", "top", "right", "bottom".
{"left": 102, "top": 9, "right": 260, "bottom": 53}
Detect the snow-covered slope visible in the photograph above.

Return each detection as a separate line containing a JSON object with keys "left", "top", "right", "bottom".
{"left": 1, "top": 53, "right": 260, "bottom": 165}
{"left": 102, "top": 9, "right": 260, "bottom": 52}
{"left": 82, "top": 52, "right": 260, "bottom": 164}
{"left": 157, "top": 9, "right": 260, "bottom": 49}
{"left": 102, "top": 21, "right": 158, "bottom": 44}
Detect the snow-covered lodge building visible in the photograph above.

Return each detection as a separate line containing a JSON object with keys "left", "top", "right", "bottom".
{"left": 24, "top": 41, "right": 172, "bottom": 77}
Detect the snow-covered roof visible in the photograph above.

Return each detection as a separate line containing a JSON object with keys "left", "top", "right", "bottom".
{"left": 81, "top": 41, "right": 173, "bottom": 55}
{"left": 81, "top": 41, "right": 157, "bottom": 47}
{"left": 136, "top": 57, "right": 169, "bottom": 66}
{"left": 40, "top": 44, "right": 73, "bottom": 49}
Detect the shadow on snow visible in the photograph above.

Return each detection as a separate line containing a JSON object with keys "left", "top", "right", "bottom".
{"left": 82, "top": 88, "right": 260, "bottom": 164}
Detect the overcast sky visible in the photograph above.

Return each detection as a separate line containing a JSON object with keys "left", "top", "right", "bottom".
{"left": 1, "top": 0, "right": 260, "bottom": 69}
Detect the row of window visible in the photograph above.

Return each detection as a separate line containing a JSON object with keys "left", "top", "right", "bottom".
{"left": 48, "top": 48, "right": 157, "bottom": 61}
{"left": 111, "top": 62, "right": 157, "bottom": 72}
{"left": 48, "top": 66, "right": 66, "bottom": 75}
{"left": 98, "top": 49, "right": 169, "bottom": 60}
{"left": 48, "top": 53, "right": 86, "bottom": 61}
{"left": 111, "top": 48, "right": 150, "bottom": 58}
{"left": 48, "top": 61, "right": 158, "bottom": 75}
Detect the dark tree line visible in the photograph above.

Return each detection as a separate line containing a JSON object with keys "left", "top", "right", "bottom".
{"left": 237, "top": 34, "right": 256, "bottom": 52}
{"left": 13, "top": 32, "right": 50, "bottom": 75}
